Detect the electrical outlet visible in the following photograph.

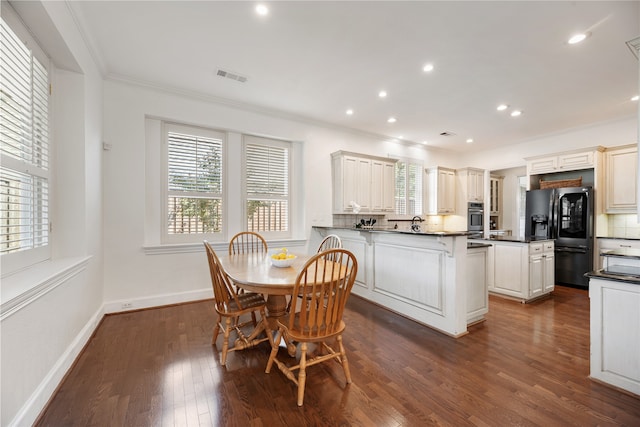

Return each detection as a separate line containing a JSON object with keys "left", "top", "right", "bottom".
{"left": 121, "top": 302, "right": 132, "bottom": 309}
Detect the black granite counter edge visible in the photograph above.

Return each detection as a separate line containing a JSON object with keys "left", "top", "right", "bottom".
{"left": 312, "top": 226, "right": 469, "bottom": 237}
{"left": 585, "top": 270, "right": 640, "bottom": 285}
{"left": 468, "top": 236, "right": 554, "bottom": 244}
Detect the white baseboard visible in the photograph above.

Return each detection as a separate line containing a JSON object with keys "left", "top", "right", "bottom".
{"left": 9, "top": 305, "right": 105, "bottom": 427}
{"left": 10, "top": 288, "right": 212, "bottom": 427}
{"left": 103, "top": 288, "right": 213, "bottom": 314}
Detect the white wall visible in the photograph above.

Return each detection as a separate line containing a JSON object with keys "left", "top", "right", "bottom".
{"left": 0, "top": 2, "right": 104, "bottom": 426}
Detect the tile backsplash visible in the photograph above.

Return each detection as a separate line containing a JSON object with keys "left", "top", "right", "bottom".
{"left": 607, "top": 214, "right": 640, "bottom": 239}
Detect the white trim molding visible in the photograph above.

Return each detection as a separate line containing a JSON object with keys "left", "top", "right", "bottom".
{"left": 1, "top": 256, "right": 92, "bottom": 320}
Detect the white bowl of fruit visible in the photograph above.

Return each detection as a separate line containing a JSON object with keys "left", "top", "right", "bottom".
{"left": 270, "top": 247, "right": 297, "bottom": 267}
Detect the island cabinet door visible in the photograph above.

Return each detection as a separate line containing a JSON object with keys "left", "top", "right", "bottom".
{"left": 492, "top": 244, "right": 527, "bottom": 298}
{"left": 529, "top": 254, "right": 544, "bottom": 297}
{"left": 542, "top": 252, "right": 555, "bottom": 292}
{"left": 466, "top": 248, "right": 488, "bottom": 322}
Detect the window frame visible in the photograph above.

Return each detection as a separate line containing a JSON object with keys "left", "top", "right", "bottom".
{"left": 242, "top": 135, "right": 292, "bottom": 240}
{"left": 0, "top": 9, "right": 52, "bottom": 275}
{"left": 161, "top": 122, "right": 227, "bottom": 244}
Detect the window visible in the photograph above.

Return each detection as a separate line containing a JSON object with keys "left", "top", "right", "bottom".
{"left": 163, "top": 123, "right": 224, "bottom": 243}
{"left": 243, "top": 135, "right": 290, "bottom": 238}
{"left": 395, "top": 159, "right": 423, "bottom": 215}
{"left": 0, "top": 17, "right": 50, "bottom": 260}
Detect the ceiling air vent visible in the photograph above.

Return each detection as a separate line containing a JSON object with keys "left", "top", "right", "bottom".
{"left": 216, "top": 68, "right": 248, "bottom": 83}
{"left": 440, "top": 131, "right": 456, "bottom": 136}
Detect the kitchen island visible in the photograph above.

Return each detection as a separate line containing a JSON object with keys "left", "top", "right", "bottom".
{"left": 586, "top": 248, "right": 640, "bottom": 396}
{"left": 311, "top": 226, "right": 477, "bottom": 337}
{"left": 469, "top": 236, "right": 555, "bottom": 303}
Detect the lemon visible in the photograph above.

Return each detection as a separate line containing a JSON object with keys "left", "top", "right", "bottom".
{"left": 280, "top": 247, "right": 288, "bottom": 253}
{"left": 287, "top": 254, "right": 295, "bottom": 259}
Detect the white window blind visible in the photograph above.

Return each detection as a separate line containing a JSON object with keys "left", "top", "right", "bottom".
{"left": 165, "top": 124, "right": 223, "bottom": 240}
{"left": 244, "top": 136, "right": 290, "bottom": 236}
{"left": 0, "top": 17, "right": 49, "bottom": 255}
{"left": 395, "top": 160, "right": 422, "bottom": 215}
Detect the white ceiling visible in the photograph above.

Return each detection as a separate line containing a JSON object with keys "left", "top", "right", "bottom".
{"left": 67, "top": 1, "right": 639, "bottom": 152}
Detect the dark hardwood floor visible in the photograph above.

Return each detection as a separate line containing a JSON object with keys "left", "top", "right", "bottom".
{"left": 36, "top": 286, "right": 640, "bottom": 426}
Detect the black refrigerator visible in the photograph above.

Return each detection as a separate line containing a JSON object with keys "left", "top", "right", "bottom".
{"left": 525, "top": 186, "right": 593, "bottom": 288}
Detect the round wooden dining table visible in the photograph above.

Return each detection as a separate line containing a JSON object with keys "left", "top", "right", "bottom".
{"left": 216, "top": 252, "right": 312, "bottom": 325}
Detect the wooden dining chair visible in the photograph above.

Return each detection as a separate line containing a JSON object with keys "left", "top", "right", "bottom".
{"left": 228, "top": 231, "right": 268, "bottom": 255}
{"left": 265, "top": 248, "right": 358, "bottom": 406}
{"left": 317, "top": 234, "right": 342, "bottom": 254}
{"left": 287, "top": 234, "right": 344, "bottom": 312}
{"left": 204, "top": 241, "right": 273, "bottom": 366}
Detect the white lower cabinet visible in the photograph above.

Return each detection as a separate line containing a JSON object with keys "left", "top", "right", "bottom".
{"left": 529, "top": 242, "right": 555, "bottom": 299}
{"left": 481, "top": 239, "right": 554, "bottom": 302}
{"left": 589, "top": 277, "right": 640, "bottom": 396}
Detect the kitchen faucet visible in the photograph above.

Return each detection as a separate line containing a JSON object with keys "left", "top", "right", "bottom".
{"left": 411, "top": 216, "right": 422, "bottom": 232}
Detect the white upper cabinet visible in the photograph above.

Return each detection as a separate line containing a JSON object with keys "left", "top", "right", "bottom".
{"left": 332, "top": 151, "right": 396, "bottom": 214}
{"left": 370, "top": 159, "right": 396, "bottom": 212}
{"left": 605, "top": 144, "right": 638, "bottom": 213}
{"left": 424, "top": 167, "right": 456, "bottom": 214}
{"left": 458, "top": 168, "right": 485, "bottom": 202}
{"left": 526, "top": 147, "right": 603, "bottom": 175}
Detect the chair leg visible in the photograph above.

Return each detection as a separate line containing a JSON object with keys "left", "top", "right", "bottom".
{"left": 265, "top": 329, "right": 281, "bottom": 373}
{"left": 297, "top": 342, "right": 308, "bottom": 406}
{"left": 220, "top": 317, "right": 233, "bottom": 366}
{"left": 261, "top": 309, "right": 274, "bottom": 348}
{"left": 337, "top": 335, "right": 352, "bottom": 384}
{"left": 212, "top": 315, "right": 221, "bottom": 346}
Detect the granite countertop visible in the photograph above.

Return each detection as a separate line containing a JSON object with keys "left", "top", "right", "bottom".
{"left": 312, "top": 225, "right": 469, "bottom": 237}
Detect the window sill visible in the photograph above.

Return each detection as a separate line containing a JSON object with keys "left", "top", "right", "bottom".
{"left": 143, "top": 239, "right": 308, "bottom": 255}
{"left": 1, "top": 256, "right": 92, "bottom": 320}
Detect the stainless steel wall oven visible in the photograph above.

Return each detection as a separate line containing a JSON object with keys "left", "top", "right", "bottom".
{"left": 468, "top": 202, "right": 484, "bottom": 233}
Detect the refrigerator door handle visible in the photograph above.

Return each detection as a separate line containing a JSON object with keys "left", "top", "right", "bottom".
{"left": 555, "top": 246, "right": 588, "bottom": 254}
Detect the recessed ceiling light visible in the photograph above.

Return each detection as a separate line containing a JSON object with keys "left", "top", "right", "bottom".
{"left": 466, "top": 139, "right": 474, "bottom": 144}
{"left": 511, "top": 110, "right": 522, "bottom": 117}
{"left": 255, "top": 4, "right": 269, "bottom": 16}
{"left": 387, "top": 117, "right": 397, "bottom": 123}
{"left": 632, "top": 95, "right": 639, "bottom": 102}
{"left": 421, "top": 141, "right": 428, "bottom": 145}
{"left": 378, "top": 90, "right": 387, "bottom": 98}
{"left": 397, "top": 135, "right": 404, "bottom": 139}
{"left": 497, "top": 104, "right": 508, "bottom": 111}
{"left": 423, "top": 64, "right": 434, "bottom": 72}
{"left": 346, "top": 109, "right": 354, "bottom": 115}
{"left": 568, "top": 32, "right": 590, "bottom": 45}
